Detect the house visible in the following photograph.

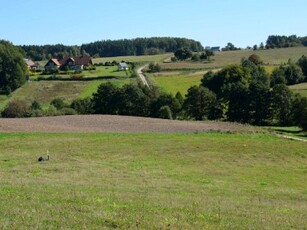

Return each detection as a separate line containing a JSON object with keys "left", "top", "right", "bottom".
{"left": 44, "top": 58, "right": 61, "bottom": 71}
{"left": 24, "top": 58, "right": 39, "bottom": 71}
{"left": 44, "top": 55, "right": 93, "bottom": 72}
{"left": 118, "top": 62, "right": 129, "bottom": 71}
{"left": 59, "top": 55, "right": 93, "bottom": 70}
{"left": 210, "top": 46, "right": 221, "bottom": 52}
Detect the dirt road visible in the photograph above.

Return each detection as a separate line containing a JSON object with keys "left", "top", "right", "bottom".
{"left": 136, "top": 65, "right": 149, "bottom": 87}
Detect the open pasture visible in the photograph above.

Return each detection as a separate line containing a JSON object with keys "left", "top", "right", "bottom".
{"left": 0, "top": 132, "right": 306, "bottom": 229}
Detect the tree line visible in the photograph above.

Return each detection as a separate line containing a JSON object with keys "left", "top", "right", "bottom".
{"left": 266, "top": 35, "right": 307, "bottom": 49}
{"left": 19, "top": 37, "right": 204, "bottom": 61}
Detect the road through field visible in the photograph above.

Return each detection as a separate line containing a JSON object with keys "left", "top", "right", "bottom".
{"left": 136, "top": 64, "right": 149, "bottom": 87}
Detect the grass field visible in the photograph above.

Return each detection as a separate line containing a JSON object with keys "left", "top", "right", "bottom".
{"left": 289, "top": 82, "right": 307, "bottom": 98}
{"left": 0, "top": 132, "right": 306, "bottom": 229}
{"left": 0, "top": 78, "right": 131, "bottom": 109}
{"left": 150, "top": 72, "right": 204, "bottom": 96}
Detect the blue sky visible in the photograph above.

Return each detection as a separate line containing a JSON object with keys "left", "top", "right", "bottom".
{"left": 1, "top": 0, "right": 307, "bottom": 48}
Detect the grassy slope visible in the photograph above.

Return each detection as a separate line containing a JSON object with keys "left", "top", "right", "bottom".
{"left": 0, "top": 133, "right": 306, "bottom": 229}
{"left": 0, "top": 78, "right": 131, "bottom": 109}
{"left": 289, "top": 82, "right": 307, "bottom": 98}
{"left": 152, "top": 73, "right": 203, "bottom": 96}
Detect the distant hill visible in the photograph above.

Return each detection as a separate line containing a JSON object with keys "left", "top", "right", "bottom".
{"left": 19, "top": 37, "right": 204, "bottom": 61}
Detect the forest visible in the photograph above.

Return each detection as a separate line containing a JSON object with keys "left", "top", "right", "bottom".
{"left": 19, "top": 37, "right": 204, "bottom": 61}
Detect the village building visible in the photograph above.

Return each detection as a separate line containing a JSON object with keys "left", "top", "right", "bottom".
{"left": 24, "top": 58, "right": 40, "bottom": 71}
{"left": 44, "top": 55, "right": 93, "bottom": 72}
{"left": 118, "top": 62, "right": 129, "bottom": 71}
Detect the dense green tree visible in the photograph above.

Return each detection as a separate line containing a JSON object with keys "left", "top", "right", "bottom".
{"left": 149, "top": 93, "right": 181, "bottom": 119}
{"left": 148, "top": 62, "right": 161, "bottom": 72}
{"left": 225, "top": 82, "right": 250, "bottom": 122}
{"left": 71, "top": 97, "right": 93, "bottom": 114}
{"left": 291, "top": 94, "right": 307, "bottom": 131}
{"left": 297, "top": 55, "right": 307, "bottom": 79}
{"left": 248, "top": 54, "right": 263, "bottom": 65}
{"left": 271, "top": 84, "right": 292, "bottom": 125}
{"left": 248, "top": 79, "right": 271, "bottom": 125}
{"left": 0, "top": 40, "right": 28, "bottom": 93}
{"left": 270, "top": 67, "right": 287, "bottom": 87}
{"left": 266, "top": 35, "right": 304, "bottom": 49}
{"left": 270, "top": 63, "right": 304, "bottom": 86}
{"left": 183, "top": 86, "right": 220, "bottom": 120}
{"left": 92, "top": 82, "right": 120, "bottom": 114}
{"left": 174, "top": 48, "right": 193, "bottom": 61}
{"left": 117, "top": 84, "right": 150, "bottom": 116}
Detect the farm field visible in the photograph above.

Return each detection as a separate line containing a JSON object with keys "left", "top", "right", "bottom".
{"left": 0, "top": 131, "right": 306, "bottom": 229}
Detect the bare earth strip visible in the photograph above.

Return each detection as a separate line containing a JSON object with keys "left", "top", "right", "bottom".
{"left": 0, "top": 115, "right": 258, "bottom": 133}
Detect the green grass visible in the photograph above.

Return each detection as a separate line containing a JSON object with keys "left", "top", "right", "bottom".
{"left": 0, "top": 132, "right": 306, "bottom": 229}
{"left": 266, "top": 126, "right": 307, "bottom": 140}
{"left": 0, "top": 78, "right": 131, "bottom": 108}
{"left": 289, "top": 82, "right": 307, "bottom": 98}
{"left": 150, "top": 73, "right": 203, "bottom": 96}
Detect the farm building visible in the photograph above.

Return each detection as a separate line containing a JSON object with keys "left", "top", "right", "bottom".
{"left": 118, "top": 62, "right": 129, "bottom": 71}
{"left": 44, "top": 55, "right": 93, "bottom": 71}
{"left": 24, "top": 58, "right": 39, "bottom": 70}
{"left": 44, "top": 58, "right": 61, "bottom": 71}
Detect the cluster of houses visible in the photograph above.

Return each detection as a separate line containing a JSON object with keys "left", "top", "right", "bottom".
{"left": 44, "top": 55, "right": 93, "bottom": 71}
{"left": 24, "top": 55, "right": 129, "bottom": 72}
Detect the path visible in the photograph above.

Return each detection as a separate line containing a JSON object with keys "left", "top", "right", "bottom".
{"left": 136, "top": 64, "right": 149, "bottom": 87}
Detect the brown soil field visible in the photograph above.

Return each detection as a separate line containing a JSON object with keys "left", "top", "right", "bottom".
{"left": 0, "top": 115, "right": 259, "bottom": 133}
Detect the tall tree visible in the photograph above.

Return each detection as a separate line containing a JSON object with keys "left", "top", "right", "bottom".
{"left": 0, "top": 40, "right": 28, "bottom": 93}
{"left": 183, "top": 86, "right": 221, "bottom": 120}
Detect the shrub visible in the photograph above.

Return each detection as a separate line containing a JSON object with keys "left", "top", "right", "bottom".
{"left": 50, "top": 98, "right": 66, "bottom": 110}
{"left": 1, "top": 99, "right": 30, "bottom": 118}
{"left": 59, "top": 108, "right": 77, "bottom": 115}
{"left": 158, "top": 105, "right": 173, "bottom": 119}
{"left": 71, "top": 97, "right": 93, "bottom": 114}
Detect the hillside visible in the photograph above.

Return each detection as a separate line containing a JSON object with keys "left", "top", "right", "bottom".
{"left": 0, "top": 131, "right": 305, "bottom": 229}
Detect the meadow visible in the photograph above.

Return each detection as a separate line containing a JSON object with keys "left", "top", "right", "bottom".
{"left": 0, "top": 132, "right": 306, "bottom": 229}
{"left": 0, "top": 78, "right": 131, "bottom": 110}
{"left": 149, "top": 47, "right": 307, "bottom": 96}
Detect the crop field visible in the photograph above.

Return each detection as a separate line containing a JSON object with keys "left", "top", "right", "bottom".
{"left": 0, "top": 132, "right": 306, "bottom": 229}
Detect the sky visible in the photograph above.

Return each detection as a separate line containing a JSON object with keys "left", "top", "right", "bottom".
{"left": 1, "top": 0, "right": 307, "bottom": 48}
